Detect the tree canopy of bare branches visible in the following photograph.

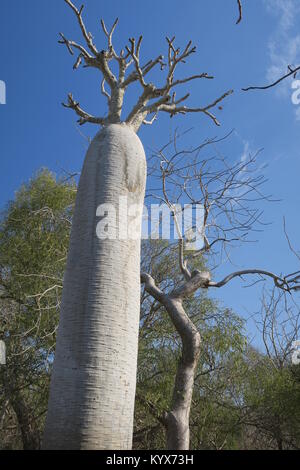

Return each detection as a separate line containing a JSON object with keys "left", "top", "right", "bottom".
{"left": 140, "top": 131, "right": 300, "bottom": 449}
{"left": 59, "top": 0, "right": 233, "bottom": 132}
{"left": 145, "top": 131, "right": 300, "bottom": 295}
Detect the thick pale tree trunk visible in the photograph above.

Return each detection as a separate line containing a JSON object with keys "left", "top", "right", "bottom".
{"left": 43, "top": 124, "right": 146, "bottom": 449}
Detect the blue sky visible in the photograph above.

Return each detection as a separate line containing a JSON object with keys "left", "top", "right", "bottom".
{"left": 0, "top": 0, "right": 299, "bottom": 347}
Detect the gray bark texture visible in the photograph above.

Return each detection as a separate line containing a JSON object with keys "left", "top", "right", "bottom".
{"left": 43, "top": 124, "right": 146, "bottom": 449}
{"left": 164, "top": 298, "right": 201, "bottom": 450}
{"left": 141, "top": 273, "right": 204, "bottom": 450}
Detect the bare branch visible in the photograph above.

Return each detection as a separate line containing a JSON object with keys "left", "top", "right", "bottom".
{"left": 161, "top": 267, "right": 300, "bottom": 302}
{"left": 100, "top": 17, "right": 120, "bottom": 63}
{"left": 208, "top": 269, "right": 300, "bottom": 292}
{"left": 283, "top": 217, "right": 300, "bottom": 263}
{"left": 125, "top": 36, "right": 147, "bottom": 87}
{"left": 140, "top": 273, "right": 165, "bottom": 303}
{"left": 146, "top": 89, "right": 233, "bottom": 126}
{"left": 122, "top": 55, "right": 165, "bottom": 88}
{"left": 190, "top": 236, "right": 241, "bottom": 257}
{"left": 63, "top": 0, "right": 98, "bottom": 56}
{"left": 142, "top": 113, "right": 157, "bottom": 126}
{"left": 101, "top": 78, "right": 111, "bottom": 102}
{"left": 62, "top": 0, "right": 117, "bottom": 88}
{"left": 62, "top": 93, "right": 106, "bottom": 126}
{"left": 236, "top": 0, "right": 242, "bottom": 24}
{"left": 242, "top": 65, "right": 300, "bottom": 91}
{"left": 58, "top": 32, "right": 91, "bottom": 59}
{"left": 170, "top": 73, "right": 214, "bottom": 88}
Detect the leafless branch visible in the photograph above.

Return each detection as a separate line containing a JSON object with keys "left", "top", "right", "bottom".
{"left": 236, "top": 0, "right": 243, "bottom": 24}
{"left": 125, "top": 35, "right": 231, "bottom": 130}
{"left": 146, "top": 89, "right": 233, "bottom": 126}
{"left": 60, "top": 1, "right": 233, "bottom": 131}
{"left": 101, "top": 78, "right": 111, "bottom": 102}
{"left": 208, "top": 269, "right": 300, "bottom": 292}
{"left": 242, "top": 65, "right": 300, "bottom": 91}
{"left": 100, "top": 17, "right": 119, "bottom": 59}
{"left": 58, "top": 32, "right": 91, "bottom": 59}
{"left": 143, "top": 113, "right": 157, "bottom": 126}
{"left": 62, "top": 93, "right": 106, "bottom": 126}
{"left": 63, "top": 0, "right": 98, "bottom": 56}
{"left": 62, "top": 0, "right": 117, "bottom": 89}
{"left": 256, "top": 287, "right": 300, "bottom": 370}
{"left": 283, "top": 217, "right": 300, "bottom": 263}
{"left": 147, "top": 131, "right": 272, "bottom": 274}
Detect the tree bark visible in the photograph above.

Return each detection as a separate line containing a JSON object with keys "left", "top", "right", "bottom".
{"left": 163, "top": 298, "right": 201, "bottom": 450}
{"left": 43, "top": 124, "right": 146, "bottom": 449}
{"left": 141, "top": 274, "right": 202, "bottom": 450}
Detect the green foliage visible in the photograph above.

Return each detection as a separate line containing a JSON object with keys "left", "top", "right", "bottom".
{"left": 240, "top": 350, "right": 300, "bottom": 449}
{"left": 0, "top": 169, "right": 76, "bottom": 449}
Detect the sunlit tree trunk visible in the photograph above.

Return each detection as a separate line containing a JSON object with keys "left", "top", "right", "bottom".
{"left": 43, "top": 124, "right": 146, "bottom": 449}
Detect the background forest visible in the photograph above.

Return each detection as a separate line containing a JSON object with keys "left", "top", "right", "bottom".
{"left": 0, "top": 170, "right": 299, "bottom": 450}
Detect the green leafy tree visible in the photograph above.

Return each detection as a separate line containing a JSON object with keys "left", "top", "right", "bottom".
{"left": 0, "top": 169, "right": 76, "bottom": 449}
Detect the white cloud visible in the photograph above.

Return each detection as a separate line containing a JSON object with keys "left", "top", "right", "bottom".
{"left": 263, "top": 0, "right": 300, "bottom": 32}
{"left": 240, "top": 140, "right": 249, "bottom": 164}
{"left": 264, "top": 0, "right": 300, "bottom": 98}
{"left": 267, "top": 36, "right": 300, "bottom": 97}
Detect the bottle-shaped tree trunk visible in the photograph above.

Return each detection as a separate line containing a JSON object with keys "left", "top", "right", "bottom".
{"left": 43, "top": 124, "right": 146, "bottom": 449}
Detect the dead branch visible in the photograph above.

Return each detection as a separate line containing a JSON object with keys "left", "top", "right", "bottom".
{"left": 62, "top": 93, "right": 106, "bottom": 126}
{"left": 283, "top": 217, "right": 300, "bottom": 263}
{"left": 236, "top": 0, "right": 242, "bottom": 24}
{"left": 256, "top": 287, "right": 300, "bottom": 369}
{"left": 147, "top": 131, "right": 272, "bottom": 273}
{"left": 208, "top": 269, "right": 300, "bottom": 292}
{"left": 242, "top": 65, "right": 300, "bottom": 92}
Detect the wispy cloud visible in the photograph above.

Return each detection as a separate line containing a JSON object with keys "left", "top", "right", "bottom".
{"left": 264, "top": 0, "right": 300, "bottom": 32}
{"left": 229, "top": 136, "right": 268, "bottom": 199}
{"left": 264, "top": 0, "right": 300, "bottom": 100}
